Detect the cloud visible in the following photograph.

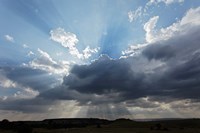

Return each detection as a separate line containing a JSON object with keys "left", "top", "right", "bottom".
{"left": 38, "top": 7, "right": 200, "bottom": 108}
{"left": 143, "top": 44, "right": 176, "bottom": 61}
{"left": 0, "top": 99, "right": 81, "bottom": 120}
{"left": 42, "top": 23, "right": 200, "bottom": 105}
{"left": 0, "top": 66, "right": 58, "bottom": 92}
{"left": 82, "top": 46, "right": 100, "bottom": 59}
{"left": 123, "top": 7, "right": 200, "bottom": 58}
{"left": 147, "top": 0, "right": 184, "bottom": 5}
{"left": 1, "top": 7, "right": 200, "bottom": 119}
{"left": 180, "top": 7, "right": 200, "bottom": 26}
{"left": 0, "top": 65, "right": 65, "bottom": 115}
{"left": 0, "top": 69, "right": 39, "bottom": 100}
{"left": 4, "top": 35, "right": 14, "bottom": 43}
{"left": 0, "top": 72, "right": 16, "bottom": 88}
{"left": 27, "top": 51, "right": 34, "bottom": 56}
{"left": 143, "top": 16, "right": 159, "bottom": 43}
{"left": 50, "top": 28, "right": 79, "bottom": 52}
{"left": 63, "top": 55, "right": 142, "bottom": 95}
{"left": 128, "top": 6, "right": 142, "bottom": 23}
{"left": 151, "top": 7, "right": 200, "bottom": 42}
{"left": 22, "top": 44, "right": 29, "bottom": 48}
{"left": 26, "top": 48, "right": 70, "bottom": 75}
{"left": 50, "top": 28, "right": 99, "bottom": 59}
{"left": 121, "top": 43, "right": 148, "bottom": 57}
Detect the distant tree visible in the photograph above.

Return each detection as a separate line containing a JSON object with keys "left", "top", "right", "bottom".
{"left": 2, "top": 119, "right": 9, "bottom": 123}
{"left": 0, "top": 119, "right": 10, "bottom": 129}
{"left": 155, "top": 123, "right": 162, "bottom": 130}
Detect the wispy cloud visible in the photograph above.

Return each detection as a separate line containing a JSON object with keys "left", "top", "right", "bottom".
{"left": 22, "top": 44, "right": 29, "bottom": 48}
{"left": 27, "top": 48, "right": 70, "bottom": 75}
{"left": 4, "top": 35, "right": 14, "bottom": 43}
{"left": 128, "top": 6, "right": 142, "bottom": 23}
{"left": 147, "top": 0, "right": 184, "bottom": 5}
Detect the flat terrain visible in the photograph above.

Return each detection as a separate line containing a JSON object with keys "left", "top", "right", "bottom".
{"left": 0, "top": 118, "right": 200, "bottom": 133}
{"left": 1, "top": 127, "right": 200, "bottom": 133}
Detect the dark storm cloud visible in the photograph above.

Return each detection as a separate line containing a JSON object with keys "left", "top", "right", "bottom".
{"left": 1, "top": 66, "right": 58, "bottom": 91}
{"left": 63, "top": 55, "right": 146, "bottom": 95}
{"left": 50, "top": 26, "right": 200, "bottom": 105}
{"left": 0, "top": 97, "right": 56, "bottom": 113}
{"left": 0, "top": 66, "right": 60, "bottom": 112}
{"left": 1, "top": 21, "right": 200, "bottom": 114}
{"left": 143, "top": 26, "right": 200, "bottom": 61}
{"left": 143, "top": 44, "right": 176, "bottom": 61}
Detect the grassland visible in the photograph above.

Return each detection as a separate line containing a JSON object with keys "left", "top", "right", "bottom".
{"left": 0, "top": 118, "right": 200, "bottom": 133}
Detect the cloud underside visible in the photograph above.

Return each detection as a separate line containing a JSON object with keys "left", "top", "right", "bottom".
{"left": 1, "top": 7, "right": 200, "bottom": 119}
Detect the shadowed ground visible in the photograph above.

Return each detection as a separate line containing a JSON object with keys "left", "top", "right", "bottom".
{"left": 0, "top": 118, "right": 200, "bottom": 133}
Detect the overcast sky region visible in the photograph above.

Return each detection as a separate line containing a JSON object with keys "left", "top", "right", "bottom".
{"left": 0, "top": 0, "right": 200, "bottom": 121}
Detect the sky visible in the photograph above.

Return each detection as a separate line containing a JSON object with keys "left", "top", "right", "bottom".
{"left": 0, "top": 0, "right": 200, "bottom": 121}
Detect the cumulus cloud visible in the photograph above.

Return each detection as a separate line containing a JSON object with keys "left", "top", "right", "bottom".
{"left": 50, "top": 28, "right": 99, "bottom": 59}
{"left": 151, "top": 7, "right": 200, "bottom": 42}
{"left": 128, "top": 6, "right": 142, "bottom": 23}
{"left": 123, "top": 7, "right": 200, "bottom": 57}
{"left": 0, "top": 64, "right": 63, "bottom": 114}
{"left": 0, "top": 66, "right": 58, "bottom": 92}
{"left": 4, "top": 35, "right": 14, "bottom": 43}
{"left": 0, "top": 68, "right": 39, "bottom": 101}
{"left": 39, "top": 21, "right": 200, "bottom": 113}
{"left": 27, "top": 51, "right": 34, "bottom": 56}
{"left": 1, "top": 7, "right": 200, "bottom": 119}
{"left": 144, "top": 16, "right": 159, "bottom": 43}
{"left": 122, "top": 43, "right": 149, "bottom": 58}
{"left": 0, "top": 72, "right": 16, "bottom": 88}
{"left": 38, "top": 7, "right": 200, "bottom": 112}
{"left": 26, "top": 48, "right": 70, "bottom": 75}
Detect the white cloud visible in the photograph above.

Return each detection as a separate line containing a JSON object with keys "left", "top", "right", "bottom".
{"left": 0, "top": 70, "right": 39, "bottom": 99}
{"left": 14, "top": 87, "right": 39, "bottom": 99}
{"left": 83, "top": 46, "right": 100, "bottom": 59}
{"left": 121, "top": 43, "right": 148, "bottom": 57}
{"left": 4, "top": 35, "right": 14, "bottom": 43}
{"left": 50, "top": 28, "right": 99, "bottom": 59}
{"left": 128, "top": 6, "right": 142, "bottom": 23}
{"left": 0, "top": 70, "right": 17, "bottom": 88}
{"left": 50, "top": 28, "right": 78, "bottom": 50}
{"left": 50, "top": 28, "right": 81, "bottom": 58}
{"left": 27, "top": 51, "right": 34, "bottom": 56}
{"left": 122, "top": 7, "right": 200, "bottom": 57}
{"left": 144, "top": 16, "right": 159, "bottom": 43}
{"left": 181, "top": 7, "right": 200, "bottom": 26}
{"left": 0, "top": 75, "right": 16, "bottom": 88}
{"left": 147, "top": 7, "right": 200, "bottom": 43}
{"left": 27, "top": 48, "right": 70, "bottom": 75}
{"left": 22, "top": 44, "right": 29, "bottom": 48}
{"left": 147, "top": 0, "right": 184, "bottom": 5}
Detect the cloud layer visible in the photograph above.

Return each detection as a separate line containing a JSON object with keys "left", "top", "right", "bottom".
{"left": 1, "top": 6, "right": 200, "bottom": 120}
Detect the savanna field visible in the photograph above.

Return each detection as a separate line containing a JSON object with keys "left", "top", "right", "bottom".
{"left": 0, "top": 119, "right": 200, "bottom": 133}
